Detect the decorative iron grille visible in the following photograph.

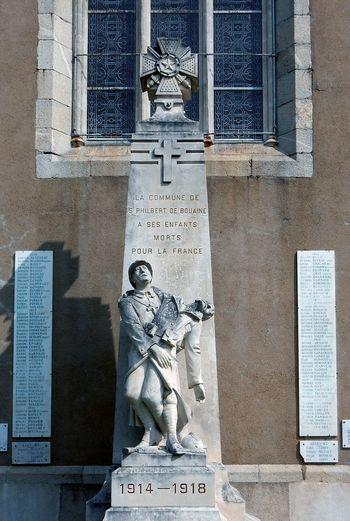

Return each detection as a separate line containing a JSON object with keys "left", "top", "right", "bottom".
{"left": 87, "top": 0, "right": 136, "bottom": 138}
{"left": 86, "top": 0, "right": 270, "bottom": 141}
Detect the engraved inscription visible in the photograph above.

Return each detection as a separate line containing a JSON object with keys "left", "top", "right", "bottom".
{"left": 297, "top": 251, "right": 337, "bottom": 437}
{"left": 119, "top": 482, "right": 207, "bottom": 495}
{"left": 0, "top": 424, "right": 8, "bottom": 452}
{"left": 342, "top": 420, "right": 350, "bottom": 449}
{"left": 300, "top": 440, "right": 338, "bottom": 463}
{"left": 128, "top": 193, "right": 207, "bottom": 257}
{"left": 13, "top": 251, "right": 53, "bottom": 438}
{"left": 12, "top": 441, "right": 51, "bottom": 465}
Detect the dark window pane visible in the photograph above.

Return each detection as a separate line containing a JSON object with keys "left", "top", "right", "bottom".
{"left": 87, "top": 90, "right": 135, "bottom": 137}
{"left": 214, "top": 55, "right": 262, "bottom": 88}
{"left": 214, "top": 7, "right": 263, "bottom": 139}
{"left": 184, "top": 92, "right": 199, "bottom": 121}
{"left": 214, "top": 13, "right": 262, "bottom": 54}
{"left": 151, "top": 13, "right": 199, "bottom": 51}
{"left": 214, "top": 0, "right": 262, "bottom": 10}
{"left": 89, "top": 0, "right": 135, "bottom": 11}
{"left": 214, "top": 90, "right": 263, "bottom": 139}
{"left": 88, "top": 13, "right": 136, "bottom": 56}
{"left": 87, "top": 5, "right": 136, "bottom": 137}
{"left": 152, "top": 0, "right": 198, "bottom": 9}
{"left": 88, "top": 54, "right": 135, "bottom": 88}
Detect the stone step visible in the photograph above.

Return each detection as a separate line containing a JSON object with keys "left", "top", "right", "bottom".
{"left": 121, "top": 447, "right": 206, "bottom": 468}
{"left": 104, "top": 506, "right": 222, "bottom": 521}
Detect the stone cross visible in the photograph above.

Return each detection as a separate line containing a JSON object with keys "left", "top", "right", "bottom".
{"left": 153, "top": 139, "right": 182, "bottom": 183}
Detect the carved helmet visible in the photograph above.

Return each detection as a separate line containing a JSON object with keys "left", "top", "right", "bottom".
{"left": 128, "top": 260, "right": 153, "bottom": 288}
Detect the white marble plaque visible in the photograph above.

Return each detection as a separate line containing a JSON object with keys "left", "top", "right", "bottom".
{"left": 341, "top": 420, "right": 350, "bottom": 448}
{"left": 297, "top": 251, "right": 337, "bottom": 437}
{"left": 12, "top": 441, "right": 51, "bottom": 465}
{"left": 13, "top": 251, "right": 53, "bottom": 437}
{"left": 300, "top": 440, "right": 338, "bottom": 463}
{"left": 0, "top": 423, "right": 8, "bottom": 451}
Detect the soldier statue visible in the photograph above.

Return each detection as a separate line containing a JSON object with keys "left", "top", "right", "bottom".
{"left": 118, "top": 260, "right": 214, "bottom": 454}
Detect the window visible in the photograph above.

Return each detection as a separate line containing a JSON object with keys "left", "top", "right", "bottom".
{"left": 84, "top": 0, "right": 275, "bottom": 142}
{"left": 37, "top": 0, "right": 313, "bottom": 178}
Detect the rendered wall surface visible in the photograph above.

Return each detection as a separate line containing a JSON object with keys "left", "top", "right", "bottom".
{"left": 0, "top": 0, "right": 350, "bottom": 472}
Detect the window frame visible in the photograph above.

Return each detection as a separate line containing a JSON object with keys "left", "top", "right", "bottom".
{"left": 75, "top": 0, "right": 276, "bottom": 144}
{"left": 36, "top": 0, "right": 313, "bottom": 179}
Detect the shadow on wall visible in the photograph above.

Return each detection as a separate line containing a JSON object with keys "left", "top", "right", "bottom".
{"left": 0, "top": 242, "right": 116, "bottom": 466}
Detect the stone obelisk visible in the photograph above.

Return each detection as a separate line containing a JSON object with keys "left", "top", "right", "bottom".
{"left": 113, "top": 38, "right": 221, "bottom": 465}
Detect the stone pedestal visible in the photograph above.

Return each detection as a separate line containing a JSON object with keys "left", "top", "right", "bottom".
{"left": 103, "top": 451, "right": 259, "bottom": 521}
{"left": 104, "top": 451, "right": 220, "bottom": 520}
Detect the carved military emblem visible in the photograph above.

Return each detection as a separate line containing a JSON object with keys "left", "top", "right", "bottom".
{"left": 140, "top": 37, "right": 198, "bottom": 103}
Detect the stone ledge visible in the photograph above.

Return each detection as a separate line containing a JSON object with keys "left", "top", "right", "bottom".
{"left": 0, "top": 466, "right": 109, "bottom": 484}
{"left": 304, "top": 466, "right": 350, "bottom": 483}
{"left": 227, "top": 465, "right": 259, "bottom": 483}
{"left": 228, "top": 465, "right": 303, "bottom": 483}
{"left": 36, "top": 144, "right": 313, "bottom": 179}
{"left": 258, "top": 465, "right": 303, "bottom": 483}
{"left": 2, "top": 465, "right": 350, "bottom": 485}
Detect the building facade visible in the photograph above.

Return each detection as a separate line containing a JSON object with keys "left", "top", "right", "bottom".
{"left": 0, "top": 1, "right": 349, "bottom": 520}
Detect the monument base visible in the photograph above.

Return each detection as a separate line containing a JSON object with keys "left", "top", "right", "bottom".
{"left": 100, "top": 452, "right": 260, "bottom": 521}
{"left": 104, "top": 506, "right": 222, "bottom": 520}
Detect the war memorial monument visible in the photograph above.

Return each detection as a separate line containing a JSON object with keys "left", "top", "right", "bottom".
{"left": 87, "top": 37, "right": 260, "bottom": 521}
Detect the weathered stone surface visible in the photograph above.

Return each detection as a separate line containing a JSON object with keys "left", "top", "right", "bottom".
{"left": 304, "top": 466, "right": 350, "bottom": 483}
{"left": 104, "top": 506, "right": 222, "bottom": 521}
{"left": 278, "top": 99, "right": 313, "bottom": 135}
{"left": 228, "top": 465, "right": 259, "bottom": 483}
{"left": 121, "top": 448, "right": 206, "bottom": 468}
{"left": 38, "top": 13, "right": 72, "bottom": 48}
{"left": 279, "top": 129, "right": 313, "bottom": 155}
{"left": 259, "top": 465, "right": 303, "bottom": 483}
{"left": 251, "top": 154, "right": 313, "bottom": 178}
{"left": 36, "top": 99, "right": 71, "bottom": 134}
{"left": 275, "top": 0, "right": 293, "bottom": 24}
{"left": 37, "top": 40, "right": 72, "bottom": 78}
{"left": 38, "top": 0, "right": 72, "bottom": 23}
{"left": 290, "top": 483, "right": 350, "bottom": 521}
{"left": 295, "top": 0, "right": 310, "bottom": 16}
{"left": 238, "top": 483, "right": 290, "bottom": 521}
{"left": 294, "top": 15, "right": 312, "bottom": 45}
{"left": 111, "top": 466, "right": 215, "bottom": 508}
{"left": 37, "top": 69, "right": 72, "bottom": 106}
{"left": 36, "top": 153, "right": 91, "bottom": 178}
{"left": 35, "top": 127, "right": 71, "bottom": 155}
{"left": 277, "top": 70, "right": 312, "bottom": 107}
{"left": 0, "top": 483, "right": 60, "bottom": 521}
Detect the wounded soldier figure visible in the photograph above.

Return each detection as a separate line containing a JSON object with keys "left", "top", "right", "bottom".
{"left": 118, "top": 260, "right": 215, "bottom": 454}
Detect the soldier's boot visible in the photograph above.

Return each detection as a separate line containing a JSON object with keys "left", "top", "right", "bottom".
{"left": 163, "top": 402, "right": 186, "bottom": 455}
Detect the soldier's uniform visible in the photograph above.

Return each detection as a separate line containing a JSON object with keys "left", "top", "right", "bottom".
{"left": 118, "top": 286, "right": 210, "bottom": 433}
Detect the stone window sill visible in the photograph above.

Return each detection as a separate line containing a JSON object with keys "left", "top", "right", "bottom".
{"left": 37, "top": 143, "right": 312, "bottom": 179}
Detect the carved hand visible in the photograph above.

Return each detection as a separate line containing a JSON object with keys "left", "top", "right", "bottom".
{"left": 193, "top": 383, "right": 206, "bottom": 404}
{"left": 150, "top": 344, "right": 172, "bottom": 369}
